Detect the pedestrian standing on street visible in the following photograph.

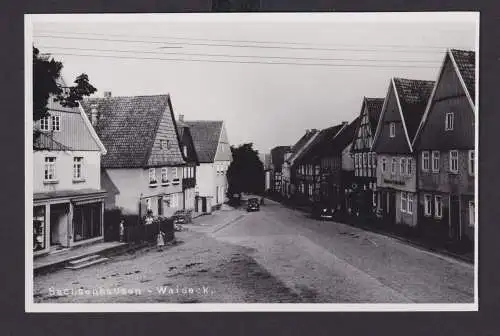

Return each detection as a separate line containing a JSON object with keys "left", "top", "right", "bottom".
{"left": 156, "top": 230, "right": 166, "bottom": 251}
{"left": 119, "top": 219, "right": 125, "bottom": 242}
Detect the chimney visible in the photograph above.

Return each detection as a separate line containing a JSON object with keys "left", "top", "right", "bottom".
{"left": 90, "top": 104, "right": 98, "bottom": 126}
{"left": 104, "top": 91, "right": 112, "bottom": 98}
{"left": 178, "top": 114, "right": 184, "bottom": 122}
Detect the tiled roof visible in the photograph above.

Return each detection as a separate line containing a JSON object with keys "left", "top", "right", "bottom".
{"left": 393, "top": 78, "right": 435, "bottom": 141}
{"left": 184, "top": 120, "right": 223, "bottom": 163}
{"left": 323, "top": 118, "right": 360, "bottom": 156}
{"left": 290, "top": 129, "right": 319, "bottom": 155}
{"left": 365, "top": 97, "right": 385, "bottom": 131}
{"left": 450, "top": 49, "right": 476, "bottom": 103}
{"left": 81, "top": 94, "right": 183, "bottom": 168}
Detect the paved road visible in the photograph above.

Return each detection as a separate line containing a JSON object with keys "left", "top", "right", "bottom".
{"left": 34, "top": 201, "right": 474, "bottom": 303}
{"left": 212, "top": 199, "right": 474, "bottom": 303}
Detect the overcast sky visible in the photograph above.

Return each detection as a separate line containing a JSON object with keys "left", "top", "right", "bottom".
{"left": 31, "top": 13, "right": 477, "bottom": 154}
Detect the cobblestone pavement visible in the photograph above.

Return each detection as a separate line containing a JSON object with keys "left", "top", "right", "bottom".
{"left": 33, "top": 202, "right": 474, "bottom": 303}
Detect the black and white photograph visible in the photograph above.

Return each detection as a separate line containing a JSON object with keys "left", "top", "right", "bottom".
{"left": 25, "top": 12, "right": 478, "bottom": 312}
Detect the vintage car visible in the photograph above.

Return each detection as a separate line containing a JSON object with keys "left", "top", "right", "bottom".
{"left": 246, "top": 198, "right": 261, "bottom": 212}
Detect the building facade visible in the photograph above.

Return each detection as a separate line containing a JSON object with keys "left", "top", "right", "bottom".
{"left": 372, "top": 78, "right": 435, "bottom": 228}
{"left": 412, "top": 49, "right": 476, "bottom": 243}
{"left": 176, "top": 115, "right": 199, "bottom": 211}
{"left": 33, "top": 91, "right": 107, "bottom": 256}
{"left": 350, "top": 97, "right": 384, "bottom": 217}
{"left": 270, "top": 146, "right": 291, "bottom": 195}
{"left": 186, "top": 120, "right": 232, "bottom": 212}
{"left": 81, "top": 94, "right": 187, "bottom": 218}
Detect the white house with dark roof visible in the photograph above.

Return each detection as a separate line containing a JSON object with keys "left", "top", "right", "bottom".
{"left": 81, "top": 93, "right": 188, "bottom": 218}
{"left": 33, "top": 91, "right": 107, "bottom": 256}
{"left": 185, "top": 120, "right": 232, "bottom": 212}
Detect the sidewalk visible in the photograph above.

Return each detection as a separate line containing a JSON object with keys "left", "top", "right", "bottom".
{"left": 265, "top": 197, "right": 474, "bottom": 264}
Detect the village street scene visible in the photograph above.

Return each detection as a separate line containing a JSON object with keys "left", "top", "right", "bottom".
{"left": 30, "top": 14, "right": 476, "bottom": 305}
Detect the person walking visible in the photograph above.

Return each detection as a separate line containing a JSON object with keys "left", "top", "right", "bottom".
{"left": 119, "top": 219, "right": 126, "bottom": 242}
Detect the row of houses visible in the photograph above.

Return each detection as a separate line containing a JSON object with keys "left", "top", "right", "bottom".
{"left": 33, "top": 84, "right": 232, "bottom": 256}
{"left": 268, "top": 48, "right": 476, "bottom": 245}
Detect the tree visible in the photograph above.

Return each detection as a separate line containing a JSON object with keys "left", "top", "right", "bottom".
{"left": 33, "top": 46, "right": 97, "bottom": 122}
{"left": 226, "top": 143, "right": 265, "bottom": 196}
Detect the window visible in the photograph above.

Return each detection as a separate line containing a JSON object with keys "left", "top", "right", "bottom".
{"left": 40, "top": 116, "right": 50, "bottom": 131}
{"left": 449, "top": 150, "right": 459, "bottom": 173}
{"left": 183, "top": 145, "right": 188, "bottom": 157}
{"left": 435, "top": 196, "right": 443, "bottom": 218}
{"left": 400, "top": 158, "right": 406, "bottom": 175}
{"left": 389, "top": 122, "right": 395, "bottom": 137}
{"left": 308, "top": 184, "right": 313, "bottom": 196}
{"left": 160, "top": 139, "right": 170, "bottom": 150}
{"left": 424, "top": 195, "right": 432, "bottom": 216}
{"left": 401, "top": 192, "right": 408, "bottom": 212}
{"left": 363, "top": 153, "right": 367, "bottom": 167}
{"left": 381, "top": 157, "right": 387, "bottom": 173}
{"left": 407, "top": 193, "right": 413, "bottom": 214}
{"left": 73, "top": 157, "right": 83, "bottom": 180}
{"left": 469, "top": 201, "right": 475, "bottom": 227}
{"left": 173, "top": 167, "right": 179, "bottom": 179}
{"left": 445, "top": 112, "right": 454, "bottom": 131}
{"left": 468, "top": 150, "right": 475, "bottom": 175}
{"left": 44, "top": 157, "right": 57, "bottom": 181}
{"left": 146, "top": 198, "right": 152, "bottom": 211}
{"left": 51, "top": 114, "right": 61, "bottom": 131}
{"left": 422, "top": 151, "right": 430, "bottom": 172}
{"left": 149, "top": 168, "right": 157, "bottom": 184}
{"left": 432, "top": 151, "right": 440, "bottom": 173}
{"left": 355, "top": 154, "right": 360, "bottom": 168}
{"left": 391, "top": 158, "right": 396, "bottom": 175}
{"left": 161, "top": 167, "right": 168, "bottom": 182}
{"left": 371, "top": 152, "right": 376, "bottom": 168}
{"left": 406, "top": 158, "right": 412, "bottom": 176}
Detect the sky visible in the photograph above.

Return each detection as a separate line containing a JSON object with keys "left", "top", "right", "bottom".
{"left": 30, "top": 13, "right": 477, "bottom": 154}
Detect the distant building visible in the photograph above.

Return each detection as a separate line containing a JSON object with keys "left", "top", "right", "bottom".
{"left": 350, "top": 97, "right": 385, "bottom": 217}
{"left": 185, "top": 120, "right": 232, "bottom": 212}
{"left": 81, "top": 94, "right": 186, "bottom": 218}
{"left": 270, "top": 146, "right": 291, "bottom": 195}
{"left": 372, "top": 78, "right": 435, "bottom": 228}
{"left": 176, "top": 115, "right": 199, "bottom": 212}
{"left": 412, "top": 49, "right": 476, "bottom": 244}
{"left": 33, "top": 82, "right": 107, "bottom": 256}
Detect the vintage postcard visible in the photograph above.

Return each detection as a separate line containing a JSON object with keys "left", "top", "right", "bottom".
{"left": 25, "top": 12, "right": 478, "bottom": 312}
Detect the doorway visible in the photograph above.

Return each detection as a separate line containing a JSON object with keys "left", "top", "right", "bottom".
{"left": 50, "top": 203, "right": 69, "bottom": 249}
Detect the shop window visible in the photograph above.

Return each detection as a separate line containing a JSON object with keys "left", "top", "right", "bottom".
{"left": 73, "top": 202, "right": 102, "bottom": 242}
{"left": 33, "top": 206, "right": 46, "bottom": 252}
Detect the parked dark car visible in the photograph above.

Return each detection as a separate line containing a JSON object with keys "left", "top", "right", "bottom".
{"left": 247, "top": 198, "right": 260, "bottom": 212}
{"left": 311, "top": 203, "right": 335, "bottom": 220}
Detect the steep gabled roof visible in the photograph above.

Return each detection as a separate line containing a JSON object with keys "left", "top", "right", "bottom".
{"left": 184, "top": 120, "right": 224, "bottom": 163}
{"left": 291, "top": 129, "right": 318, "bottom": 154}
{"left": 81, "top": 94, "right": 184, "bottom": 168}
{"left": 365, "top": 97, "right": 385, "bottom": 132}
{"left": 412, "top": 49, "right": 476, "bottom": 149}
{"left": 450, "top": 49, "right": 476, "bottom": 104}
{"left": 308, "top": 124, "right": 346, "bottom": 159}
{"left": 324, "top": 118, "right": 360, "bottom": 156}
{"left": 393, "top": 78, "right": 435, "bottom": 144}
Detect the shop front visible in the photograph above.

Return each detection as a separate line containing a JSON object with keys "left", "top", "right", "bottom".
{"left": 33, "top": 190, "right": 106, "bottom": 256}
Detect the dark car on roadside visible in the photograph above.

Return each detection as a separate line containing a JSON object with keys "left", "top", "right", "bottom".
{"left": 311, "top": 203, "right": 335, "bottom": 220}
{"left": 247, "top": 198, "right": 260, "bottom": 212}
